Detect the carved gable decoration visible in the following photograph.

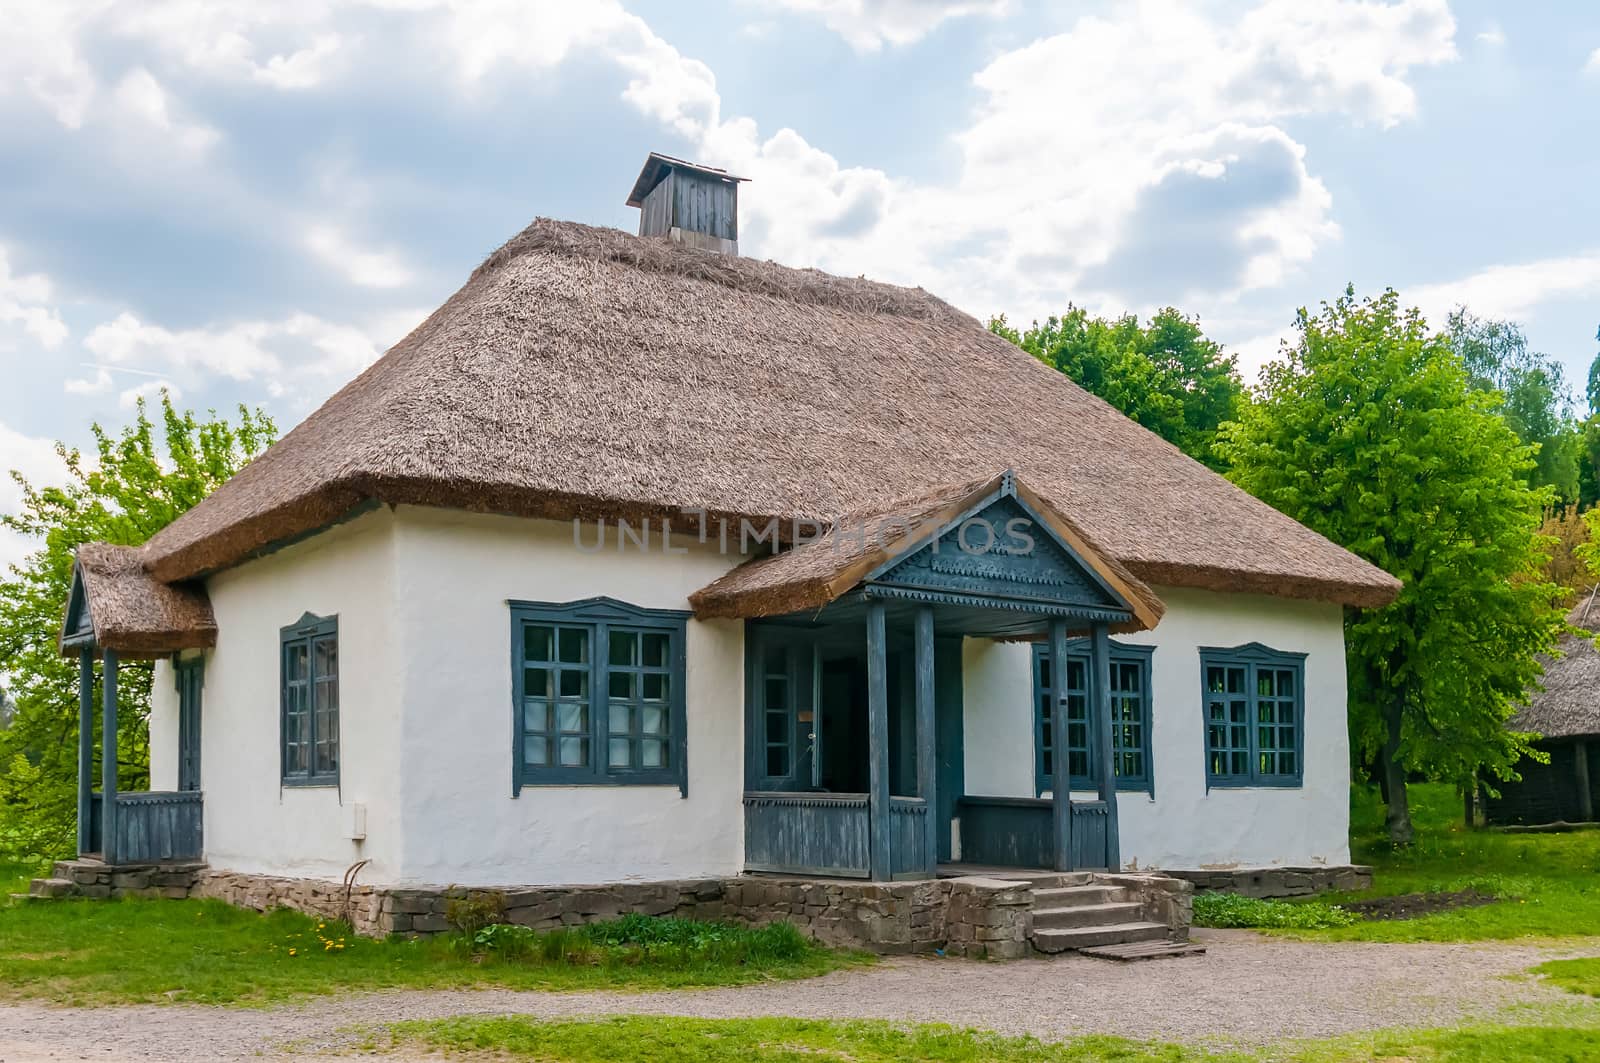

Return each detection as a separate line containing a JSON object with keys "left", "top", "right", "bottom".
{"left": 868, "top": 494, "right": 1124, "bottom": 613}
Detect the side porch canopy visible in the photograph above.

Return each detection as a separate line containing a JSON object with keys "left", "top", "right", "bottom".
{"left": 59, "top": 544, "right": 215, "bottom": 864}
{"left": 692, "top": 470, "right": 1164, "bottom": 880}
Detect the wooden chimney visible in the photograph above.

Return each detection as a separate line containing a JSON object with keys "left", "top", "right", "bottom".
{"left": 626, "top": 152, "right": 749, "bottom": 255}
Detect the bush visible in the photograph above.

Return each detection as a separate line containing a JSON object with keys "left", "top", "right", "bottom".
{"left": 444, "top": 890, "right": 507, "bottom": 936}
{"left": 1193, "top": 892, "right": 1358, "bottom": 930}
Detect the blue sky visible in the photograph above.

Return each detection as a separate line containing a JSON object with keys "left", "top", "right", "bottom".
{"left": 2, "top": 0, "right": 1599, "bottom": 566}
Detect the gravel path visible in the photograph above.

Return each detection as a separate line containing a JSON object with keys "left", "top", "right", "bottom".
{"left": 1, "top": 931, "right": 1597, "bottom": 1061}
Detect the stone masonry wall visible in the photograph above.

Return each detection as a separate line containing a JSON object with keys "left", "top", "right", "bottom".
{"left": 1161, "top": 865, "right": 1371, "bottom": 898}
{"left": 33, "top": 862, "right": 1185, "bottom": 960}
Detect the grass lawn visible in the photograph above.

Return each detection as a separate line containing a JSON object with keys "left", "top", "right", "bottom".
{"left": 1196, "top": 783, "right": 1600, "bottom": 943}
{"left": 0, "top": 891, "right": 861, "bottom": 1006}
{"left": 381, "top": 1015, "right": 1600, "bottom": 1063}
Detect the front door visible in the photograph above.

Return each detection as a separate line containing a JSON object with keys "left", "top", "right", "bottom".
{"left": 177, "top": 658, "right": 202, "bottom": 792}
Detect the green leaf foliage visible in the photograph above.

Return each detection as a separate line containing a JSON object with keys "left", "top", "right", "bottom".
{"left": 989, "top": 306, "right": 1245, "bottom": 470}
{"left": 0, "top": 395, "right": 274, "bottom": 864}
{"left": 1446, "top": 309, "right": 1581, "bottom": 505}
{"left": 1219, "top": 288, "right": 1565, "bottom": 837}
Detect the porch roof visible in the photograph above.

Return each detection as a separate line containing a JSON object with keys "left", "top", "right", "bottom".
{"left": 690, "top": 470, "right": 1164, "bottom": 631}
{"left": 59, "top": 544, "right": 216, "bottom": 659}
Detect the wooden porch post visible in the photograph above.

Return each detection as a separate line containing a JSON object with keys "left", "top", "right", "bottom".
{"left": 866, "top": 600, "right": 891, "bottom": 881}
{"left": 914, "top": 606, "right": 937, "bottom": 877}
{"left": 1049, "top": 618, "right": 1073, "bottom": 871}
{"left": 76, "top": 648, "right": 94, "bottom": 856}
{"left": 1090, "top": 621, "right": 1120, "bottom": 870}
{"left": 101, "top": 649, "right": 118, "bottom": 865}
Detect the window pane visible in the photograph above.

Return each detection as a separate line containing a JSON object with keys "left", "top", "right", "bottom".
{"left": 559, "top": 736, "right": 589, "bottom": 767}
{"left": 764, "top": 677, "right": 788, "bottom": 711}
{"left": 523, "top": 735, "right": 548, "bottom": 766}
{"left": 642, "top": 705, "right": 666, "bottom": 735}
{"left": 1038, "top": 656, "right": 1051, "bottom": 689}
{"left": 285, "top": 642, "right": 308, "bottom": 682}
{"left": 314, "top": 637, "right": 338, "bottom": 681}
{"left": 763, "top": 644, "right": 786, "bottom": 675}
{"left": 643, "top": 673, "right": 667, "bottom": 702}
{"left": 609, "top": 671, "right": 634, "bottom": 700}
{"left": 609, "top": 630, "right": 637, "bottom": 667}
{"left": 642, "top": 739, "right": 667, "bottom": 768}
{"left": 557, "top": 702, "right": 588, "bottom": 733}
{"left": 523, "top": 698, "right": 550, "bottom": 733}
{"left": 642, "top": 632, "right": 670, "bottom": 668}
{"left": 559, "top": 669, "right": 588, "bottom": 698}
{"left": 766, "top": 745, "right": 787, "bottom": 776}
{"left": 609, "top": 737, "right": 632, "bottom": 768}
{"left": 558, "top": 627, "right": 588, "bottom": 664}
{"left": 525, "top": 667, "right": 550, "bottom": 698}
{"left": 524, "top": 625, "right": 553, "bottom": 663}
{"left": 609, "top": 702, "right": 631, "bottom": 735}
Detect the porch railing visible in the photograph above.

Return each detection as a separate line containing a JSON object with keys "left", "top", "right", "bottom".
{"left": 743, "top": 792, "right": 929, "bottom": 879}
{"left": 89, "top": 791, "right": 203, "bottom": 863}
{"left": 956, "top": 795, "right": 1111, "bottom": 870}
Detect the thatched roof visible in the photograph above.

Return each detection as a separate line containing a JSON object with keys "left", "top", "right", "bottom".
{"left": 691, "top": 470, "right": 1164, "bottom": 627}
{"left": 1510, "top": 595, "right": 1600, "bottom": 740}
{"left": 132, "top": 217, "right": 1398, "bottom": 608}
{"left": 62, "top": 544, "right": 216, "bottom": 658}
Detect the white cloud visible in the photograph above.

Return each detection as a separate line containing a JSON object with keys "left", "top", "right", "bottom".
{"left": 0, "top": 247, "right": 68, "bottom": 350}
{"left": 1476, "top": 24, "right": 1505, "bottom": 47}
{"left": 763, "top": 0, "right": 1008, "bottom": 51}
{"left": 0, "top": 420, "right": 67, "bottom": 571}
{"left": 1406, "top": 253, "right": 1600, "bottom": 325}
{"left": 1586, "top": 48, "right": 1600, "bottom": 76}
{"left": 111, "top": 67, "right": 220, "bottom": 155}
{"left": 303, "top": 223, "right": 414, "bottom": 289}
{"left": 82, "top": 309, "right": 382, "bottom": 406}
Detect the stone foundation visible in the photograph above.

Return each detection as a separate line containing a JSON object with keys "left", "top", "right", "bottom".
{"left": 31, "top": 862, "right": 1190, "bottom": 959}
{"left": 1160, "top": 865, "right": 1371, "bottom": 898}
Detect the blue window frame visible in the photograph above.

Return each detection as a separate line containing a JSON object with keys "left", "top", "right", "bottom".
{"left": 511, "top": 598, "right": 688, "bottom": 793}
{"left": 1200, "top": 643, "right": 1306, "bottom": 788}
{"left": 281, "top": 612, "right": 338, "bottom": 786}
{"left": 1032, "top": 640, "right": 1154, "bottom": 794}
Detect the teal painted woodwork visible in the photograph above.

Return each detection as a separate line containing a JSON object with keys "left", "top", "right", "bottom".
{"left": 62, "top": 564, "right": 95, "bottom": 649}
{"left": 510, "top": 597, "right": 690, "bottom": 794}
{"left": 112, "top": 791, "right": 203, "bottom": 862}
{"left": 177, "top": 657, "right": 203, "bottom": 793}
{"left": 866, "top": 600, "right": 892, "bottom": 881}
{"left": 1199, "top": 642, "right": 1307, "bottom": 788}
{"left": 1048, "top": 619, "right": 1072, "bottom": 871}
{"left": 1033, "top": 640, "right": 1156, "bottom": 795}
{"left": 280, "top": 613, "right": 339, "bottom": 787}
{"left": 101, "top": 648, "right": 118, "bottom": 863}
{"left": 913, "top": 607, "right": 937, "bottom": 876}
{"left": 76, "top": 648, "right": 94, "bottom": 856}
{"left": 933, "top": 636, "right": 964, "bottom": 864}
{"left": 743, "top": 792, "right": 869, "bottom": 877}
{"left": 955, "top": 796, "right": 1114, "bottom": 871}
{"left": 1090, "top": 622, "right": 1121, "bottom": 871}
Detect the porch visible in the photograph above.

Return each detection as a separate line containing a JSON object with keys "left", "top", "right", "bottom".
{"left": 704, "top": 471, "right": 1166, "bottom": 884}
{"left": 60, "top": 546, "right": 210, "bottom": 866}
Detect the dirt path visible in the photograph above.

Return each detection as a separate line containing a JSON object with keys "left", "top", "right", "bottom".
{"left": 1, "top": 932, "right": 1597, "bottom": 1061}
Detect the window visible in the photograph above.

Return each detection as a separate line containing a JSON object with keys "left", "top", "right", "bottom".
{"left": 511, "top": 598, "right": 688, "bottom": 792}
{"left": 1032, "top": 641, "right": 1153, "bottom": 794}
{"left": 281, "top": 613, "right": 338, "bottom": 786}
{"left": 1200, "top": 643, "right": 1306, "bottom": 787}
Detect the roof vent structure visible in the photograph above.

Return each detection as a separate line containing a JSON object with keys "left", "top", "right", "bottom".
{"left": 626, "top": 152, "right": 748, "bottom": 255}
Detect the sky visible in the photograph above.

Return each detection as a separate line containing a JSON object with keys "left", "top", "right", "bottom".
{"left": 1, "top": 0, "right": 1599, "bottom": 568}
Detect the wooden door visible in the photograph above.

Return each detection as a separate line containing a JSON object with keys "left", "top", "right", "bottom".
{"left": 177, "top": 659, "right": 202, "bottom": 792}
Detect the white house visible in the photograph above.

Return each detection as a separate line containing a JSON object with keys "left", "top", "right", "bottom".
{"left": 59, "top": 154, "right": 1399, "bottom": 905}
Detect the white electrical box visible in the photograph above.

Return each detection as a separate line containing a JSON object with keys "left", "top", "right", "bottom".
{"left": 351, "top": 802, "right": 367, "bottom": 841}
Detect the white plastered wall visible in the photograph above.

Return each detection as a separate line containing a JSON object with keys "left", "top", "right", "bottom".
{"left": 389, "top": 507, "right": 747, "bottom": 887}
{"left": 193, "top": 508, "right": 405, "bottom": 882}
{"left": 962, "top": 586, "right": 1351, "bottom": 868}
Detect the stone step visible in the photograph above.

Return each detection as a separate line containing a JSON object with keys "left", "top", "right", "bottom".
{"left": 1031, "top": 901, "right": 1145, "bottom": 929}
{"left": 1030, "top": 884, "right": 1131, "bottom": 907}
{"left": 28, "top": 878, "right": 76, "bottom": 899}
{"left": 1078, "top": 939, "right": 1208, "bottom": 962}
{"left": 1032, "top": 921, "right": 1168, "bottom": 953}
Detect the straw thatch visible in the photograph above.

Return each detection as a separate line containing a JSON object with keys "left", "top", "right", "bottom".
{"left": 135, "top": 217, "right": 1398, "bottom": 608}
{"left": 1509, "top": 595, "right": 1600, "bottom": 740}
{"left": 691, "top": 471, "right": 1165, "bottom": 627}
{"left": 64, "top": 544, "right": 216, "bottom": 658}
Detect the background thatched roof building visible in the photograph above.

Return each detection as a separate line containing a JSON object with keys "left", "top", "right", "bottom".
{"left": 1487, "top": 594, "right": 1600, "bottom": 826}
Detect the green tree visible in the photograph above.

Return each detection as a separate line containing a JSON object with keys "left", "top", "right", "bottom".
{"left": 1446, "top": 309, "right": 1581, "bottom": 505}
{"left": 990, "top": 306, "right": 1246, "bottom": 469}
{"left": 1220, "top": 287, "right": 1565, "bottom": 845}
{"left": 0, "top": 395, "right": 273, "bottom": 863}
